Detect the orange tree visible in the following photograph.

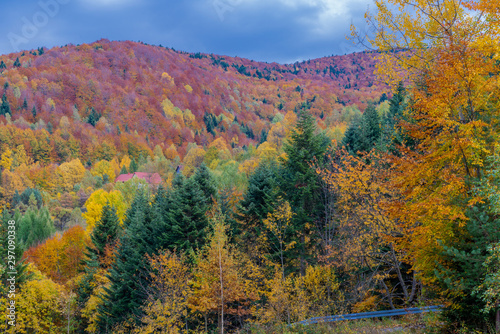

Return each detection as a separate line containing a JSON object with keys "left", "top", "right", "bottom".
{"left": 353, "top": 0, "right": 500, "bottom": 327}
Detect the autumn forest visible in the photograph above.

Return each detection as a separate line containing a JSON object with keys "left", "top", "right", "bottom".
{"left": 1, "top": 0, "right": 500, "bottom": 333}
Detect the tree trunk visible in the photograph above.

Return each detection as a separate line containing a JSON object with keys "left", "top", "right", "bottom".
{"left": 496, "top": 307, "right": 500, "bottom": 334}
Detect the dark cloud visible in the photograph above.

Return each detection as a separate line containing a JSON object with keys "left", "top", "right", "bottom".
{"left": 1, "top": 0, "right": 371, "bottom": 63}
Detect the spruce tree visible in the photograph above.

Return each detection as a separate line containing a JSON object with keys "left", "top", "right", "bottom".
{"left": 13, "top": 57, "right": 21, "bottom": 68}
{"left": 341, "top": 118, "right": 363, "bottom": 154}
{"left": 0, "top": 93, "right": 11, "bottom": 116}
{"left": 168, "top": 174, "right": 210, "bottom": 256}
{"left": 129, "top": 159, "right": 138, "bottom": 173}
{"left": 97, "top": 187, "right": 176, "bottom": 331}
{"left": 0, "top": 61, "right": 5, "bottom": 69}
{"left": 97, "top": 192, "right": 153, "bottom": 331}
{"left": 88, "top": 204, "right": 120, "bottom": 262}
{"left": 22, "top": 97, "right": 28, "bottom": 110}
{"left": 237, "top": 161, "right": 279, "bottom": 258}
{"left": 436, "top": 204, "right": 500, "bottom": 329}
{"left": 280, "top": 109, "right": 329, "bottom": 274}
{"left": 380, "top": 81, "right": 407, "bottom": 153}
{"left": 119, "top": 164, "right": 128, "bottom": 175}
{"left": 18, "top": 206, "right": 55, "bottom": 249}
{"left": 342, "top": 104, "right": 380, "bottom": 155}
{"left": 192, "top": 162, "right": 217, "bottom": 204}
{"left": 31, "top": 106, "right": 37, "bottom": 119}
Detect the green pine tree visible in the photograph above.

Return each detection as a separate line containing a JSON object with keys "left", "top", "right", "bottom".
{"left": 168, "top": 174, "right": 210, "bottom": 256}
{"left": 279, "top": 109, "right": 329, "bottom": 274}
{"left": 192, "top": 162, "right": 217, "bottom": 204}
{"left": 119, "top": 164, "right": 128, "bottom": 175}
{"left": 88, "top": 204, "right": 120, "bottom": 262}
{"left": 1, "top": 93, "right": 11, "bottom": 116}
{"left": 13, "top": 57, "right": 21, "bottom": 68}
{"left": 97, "top": 192, "right": 153, "bottom": 331}
{"left": 129, "top": 159, "right": 138, "bottom": 173}
{"left": 236, "top": 161, "right": 279, "bottom": 259}
{"left": 18, "top": 206, "right": 55, "bottom": 249}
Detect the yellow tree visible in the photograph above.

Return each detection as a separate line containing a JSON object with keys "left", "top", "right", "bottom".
{"left": 91, "top": 159, "right": 116, "bottom": 182}
{"left": 0, "top": 264, "right": 64, "bottom": 334}
{"left": 135, "top": 251, "right": 191, "bottom": 334}
{"left": 83, "top": 189, "right": 126, "bottom": 232}
{"left": 57, "top": 158, "right": 86, "bottom": 191}
{"left": 0, "top": 148, "right": 13, "bottom": 171}
{"left": 12, "top": 145, "right": 32, "bottom": 168}
{"left": 190, "top": 212, "right": 246, "bottom": 333}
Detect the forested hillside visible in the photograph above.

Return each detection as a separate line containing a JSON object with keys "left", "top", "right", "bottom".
{"left": 5, "top": 10, "right": 499, "bottom": 330}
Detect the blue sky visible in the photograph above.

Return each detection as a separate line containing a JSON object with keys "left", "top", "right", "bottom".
{"left": 2, "top": 0, "right": 373, "bottom": 63}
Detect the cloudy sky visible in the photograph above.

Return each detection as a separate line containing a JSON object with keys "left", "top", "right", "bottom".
{"left": 2, "top": 0, "right": 373, "bottom": 63}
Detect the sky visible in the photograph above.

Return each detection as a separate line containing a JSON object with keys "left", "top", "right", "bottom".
{"left": 2, "top": 0, "right": 373, "bottom": 64}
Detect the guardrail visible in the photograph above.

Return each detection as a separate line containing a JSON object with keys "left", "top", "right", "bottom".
{"left": 292, "top": 305, "right": 442, "bottom": 326}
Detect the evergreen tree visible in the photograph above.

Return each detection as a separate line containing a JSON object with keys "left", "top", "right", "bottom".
{"left": 88, "top": 204, "right": 120, "bottom": 262}
{"left": 129, "top": 159, "right": 138, "bottom": 173}
{"left": 97, "top": 192, "right": 153, "bottom": 331}
{"left": 22, "top": 97, "right": 28, "bottom": 110}
{"left": 31, "top": 105, "right": 37, "bottom": 119}
{"left": 0, "top": 93, "right": 11, "bottom": 116}
{"left": 18, "top": 206, "right": 55, "bottom": 249}
{"left": 342, "top": 104, "right": 380, "bottom": 155}
{"left": 13, "top": 57, "right": 21, "bottom": 68}
{"left": 192, "top": 163, "right": 217, "bottom": 204}
{"left": 119, "top": 164, "right": 128, "bottom": 175}
{"left": 12, "top": 190, "right": 21, "bottom": 208}
{"left": 279, "top": 109, "right": 329, "bottom": 274}
{"left": 87, "top": 107, "right": 101, "bottom": 126}
{"left": 379, "top": 81, "right": 407, "bottom": 153}
{"left": 436, "top": 204, "right": 500, "bottom": 329}
{"left": 97, "top": 187, "right": 176, "bottom": 331}
{"left": 341, "top": 118, "right": 363, "bottom": 154}
{"left": 74, "top": 251, "right": 100, "bottom": 331}
{"left": 237, "top": 161, "right": 279, "bottom": 258}
{"left": 168, "top": 174, "right": 210, "bottom": 256}
{"left": 0, "top": 61, "right": 6, "bottom": 69}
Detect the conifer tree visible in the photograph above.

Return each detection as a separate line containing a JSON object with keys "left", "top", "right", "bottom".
{"left": 18, "top": 206, "right": 55, "bottom": 249}
{"left": 168, "top": 174, "right": 210, "bottom": 256}
{"left": 13, "top": 57, "right": 21, "bottom": 68}
{"left": 280, "top": 110, "right": 329, "bottom": 274}
{"left": 129, "top": 159, "right": 138, "bottom": 173}
{"left": 88, "top": 204, "right": 120, "bottom": 263}
{"left": 97, "top": 192, "right": 153, "bottom": 331}
{"left": 119, "top": 164, "right": 128, "bottom": 175}
{"left": 0, "top": 61, "right": 6, "bottom": 69}
{"left": 192, "top": 162, "right": 217, "bottom": 204}
{"left": 237, "top": 161, "right": 279, "bottom": 257}
{"left": 0, "top": 93, "right": 11, "bottom": 116}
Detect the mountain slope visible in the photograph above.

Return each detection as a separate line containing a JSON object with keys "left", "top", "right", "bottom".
{"left": 0, "top": 39, "right": 386, "bottom": 162}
